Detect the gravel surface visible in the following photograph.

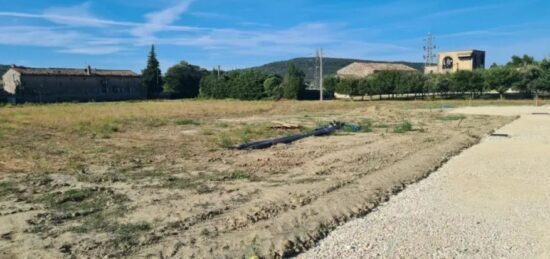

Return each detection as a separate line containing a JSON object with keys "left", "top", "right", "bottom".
{"left": 299, "top": 106, "right": 550, "bottom": 259}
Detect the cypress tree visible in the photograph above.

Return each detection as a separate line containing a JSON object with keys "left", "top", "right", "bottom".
{"left": 142, "top": 45, "right": 163, "bottom": 98}
{"left": 282, "top": 63, "right": 305, "bottom": 99}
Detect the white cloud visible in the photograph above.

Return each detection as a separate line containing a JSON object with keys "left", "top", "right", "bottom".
{"left": 0, "top": 26, "right": 82, "bottom": 47}
{"left": 0, "top": 11, "right": 139, "bottom": 27}
{"left": 60, "top": 46, "right": 125, "bottom": 55}
{"left": 131, "top": 0, "right": 195, "bottom": 41}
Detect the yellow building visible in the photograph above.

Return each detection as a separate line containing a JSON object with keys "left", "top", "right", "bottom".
{"left": 425, "top": 50, "right": 485, "bottom": 74}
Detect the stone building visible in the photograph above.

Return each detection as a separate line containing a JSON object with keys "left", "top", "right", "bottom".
{"left": 337, "top": 62, "right": 417, "bottom": 78}
{"left": 1, "top": 66, "right": 144, "bottom": 103}
{"left": 424, "top": 50, "right": 486, "bottom": 74}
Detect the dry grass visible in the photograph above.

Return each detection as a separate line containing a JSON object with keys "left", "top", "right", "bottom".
{"left": 0, "top": 99, "right": 546, "bottom": 174}
{"left": 0, "top": 99, "right": 545, "bottom": 129}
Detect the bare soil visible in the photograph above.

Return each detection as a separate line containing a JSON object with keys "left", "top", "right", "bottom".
{"left": 0, "top": 101, "right": 513, "bottom": 258}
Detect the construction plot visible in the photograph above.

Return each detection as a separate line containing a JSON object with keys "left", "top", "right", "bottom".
{"left": 0, "top": 101, "right": 520, "bottom": 258}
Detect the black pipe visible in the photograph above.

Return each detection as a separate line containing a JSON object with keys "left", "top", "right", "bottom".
{"left": 236, "top": 122, "right": 343, "bottom": 150}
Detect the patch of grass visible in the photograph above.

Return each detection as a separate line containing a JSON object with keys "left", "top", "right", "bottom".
{"left": 111, "top": 222, "right": 151, "bottom": 246}
{"left": 435, "top": 114, "right": 466, "bottom": 121}
{"left": 75, "top": 120, "right": 121, "bottom": 138}
{"left": 393, "top": 121, "right": 414, "bottom": 133}
{"left": 36, "top": 188, "right": 128, "bottom": 214}
{"left": 240, "top": 126, "right": 253, "bottom": 143}
{"left": 175, "top": 119, "right": 200, "bottom": 126}
{"left": 217, "top": 133, "right": 237, "bottom": 148}
{"left": 162, "top": 176, "right": 198, "bottom": 189}
{"left": 77, "top": 172, "right": 128, "bottom": 183}
{"left": 228, "top": 170, "right": 252, "bottom": 180}
{"left": 143, "top": 118, "right": 168, "bottom": 127}
{"left": 358, "top": 119, "right": 374, "bottom": 132}
{"left": 0, "top": 181, "right": 18, "bottom": 198}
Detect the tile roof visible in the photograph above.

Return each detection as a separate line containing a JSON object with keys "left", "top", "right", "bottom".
{"left": 337, "top": 62, "right": 417, "bottom": 77}
{"left": 10, "top": 66, "right": 139, "bottom": 77}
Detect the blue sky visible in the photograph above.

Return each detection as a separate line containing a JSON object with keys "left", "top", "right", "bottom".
{"left": 1, "top": 0, "right": 549, "bottom": 73}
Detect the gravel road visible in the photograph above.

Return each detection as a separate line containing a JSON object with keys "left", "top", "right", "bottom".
{"left": 299, "top": 106, "right": 550, "bottom": 259}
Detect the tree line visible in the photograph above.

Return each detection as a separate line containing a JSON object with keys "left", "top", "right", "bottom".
{"left": 325, "top": 55, "right": 550, "bottom": 100}
{"left": 141, "top": 45, "right": 308, "bottom": 100}
{"left": 141, "top": 46, "right": 550, "bottom": 101}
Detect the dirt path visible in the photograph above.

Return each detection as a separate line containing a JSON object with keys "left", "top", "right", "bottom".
{"left": 299, "top": 106, "right": 550, "bottom": 258}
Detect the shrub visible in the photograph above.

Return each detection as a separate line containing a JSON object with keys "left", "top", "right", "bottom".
{"left": 393, "top": 121, "right": 413, "bottom": 133}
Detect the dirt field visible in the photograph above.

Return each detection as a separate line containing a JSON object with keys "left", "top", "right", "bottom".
{"left": 0, "top": 100, "right": 530, "bottom": 258}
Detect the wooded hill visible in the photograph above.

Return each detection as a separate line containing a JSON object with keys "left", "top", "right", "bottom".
{"left": 249, "top": 57, "right": 424, "bottom": 82}
{"left": 0, "top": 65, "right": 9, "bottom": 77}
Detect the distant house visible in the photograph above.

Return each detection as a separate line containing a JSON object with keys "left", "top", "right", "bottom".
{"left": 337, "top": 62, "right": 417, "bottom": 78}
{"left": 1, "top": 66, "right": 145, "bottom": 103}
{"left": 424, "top": 50, "right": 486, "bottom": 74}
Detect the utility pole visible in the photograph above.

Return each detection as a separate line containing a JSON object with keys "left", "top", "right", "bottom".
{"left": 423, "top": 32, "right": 437, "bottom": 68}
{"left": 313, "top": 49, "right": 325, "bottom": 101}
{"left": 320, "top": 48, "right": 324, "bottom": 101}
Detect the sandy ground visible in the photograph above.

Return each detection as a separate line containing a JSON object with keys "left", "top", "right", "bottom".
{"left": 299, "top": 106, "right": 550, "bottom": 258}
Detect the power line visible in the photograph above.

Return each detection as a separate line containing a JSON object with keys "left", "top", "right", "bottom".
{"left": 423, "top": 32, "right": 437, "bottom": 67}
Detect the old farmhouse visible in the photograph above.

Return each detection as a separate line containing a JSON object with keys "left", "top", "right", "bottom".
{"left": 1, "top": 66, "right": 145, "bottom": 103}
{"left": 337, "top": 62, "right": 417, "bottom": 78}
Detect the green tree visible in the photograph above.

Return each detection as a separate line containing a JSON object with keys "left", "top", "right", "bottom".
{"left": 369, "top": 71, "right": 402, "bottom": 98}
{"left": 540, "top": 58, "right": 550, "bottom": 71}
{"left": 529, "top": 70, "right": 550, "bottom": 99}
{"left": 335, "top": 78, "right": 360, "bottom": 98}
{"left": 229, "top": 70, "right": 268, "bottom": 100}
{"left": 484, "top": 66, "right": 520, "bottom": 99}
{"left": 450, "top": 70, "right": 471, "bottom": 94}
{"left": 357, "top": 78, "right": 370, "bottom": 99}
{"left": 516, "top": 65, "right": 543, "bottom": 94}
{"left": 263, "top": 75, "right": 283, "bottom": 99}
{"left": 141, "top": 45, "right": 163, "bottom": 98}
{"left": 470, "top": 70, "right": 486, "bottom": 97}
{"left": 199, "top": 73, "right": 229, "bottom": 99}
{"left": 282, "top": 63, "right": 306, "bottom": 99}
{"left": 163, "top": 61, "right": 207, "bottom": 98}
{"left": 322, "top": 76, "right": 339, "bottom": 99}
{"left": 507, "top": 54, "right": 536, "bottom": 68}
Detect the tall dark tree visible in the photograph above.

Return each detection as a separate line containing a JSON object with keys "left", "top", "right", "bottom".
{"left": 142, "top": 45, "right": 163, "bottom": 98}
{"left": 282, "top": 63, "right": 306, "bottom": 99}
{"left": 163, "top": 61, "right": 207, "bottom": 98}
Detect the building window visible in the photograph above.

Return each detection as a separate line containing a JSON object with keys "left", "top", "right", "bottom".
{"left": 442, "top": 56, "right": 454, "bottom": 69}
